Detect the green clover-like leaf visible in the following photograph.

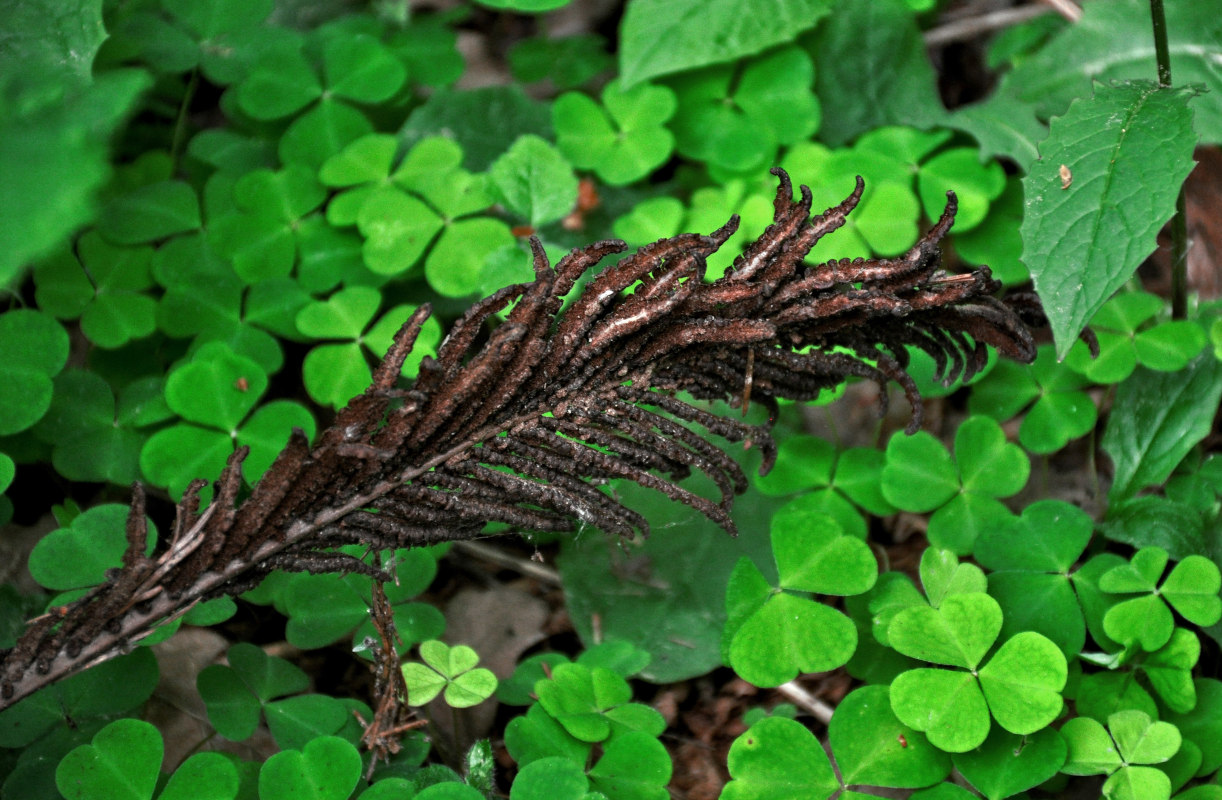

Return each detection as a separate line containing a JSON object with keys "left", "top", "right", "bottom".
{"left": 887, "top": 592, "right": 1000, "bottom": 669}
{"left": 890, "top": 668, "right": 991, "bottom": 753}
{"left": 533, "top": 663, "right": 632, "bottom": 742}
{"left": 554, "top": 80, "right": 676, "bottom": 186}
{"left": 0, "top": 309, "right": 69, "bottom": 435}
{"left": 976, "top": 631, "right": 1067, "bottom": 734}
{"left": 27, "top": 503, "right": 156, "bottom": 592}
{"left": 55, "top": 718, "right": 163, "bottom": 800}
{"left": 722, "top": 716, "right": 839, "bottom": 800}
{"left": 402, "top": 641, "right": 497, "bottom": 709}
{"left": 828, "top": 684, "right": 950, "bottom": 788}
{"left": 258, "top": 736, "right": 361, "bottom": 800}
{"left": 772, "top": 511, "right": 876, "bottom": 596}
{"left": 1160, "top": 555, "right": 1222, "bottom": 626}
{"left": 724, "top": 556, "right": 858, "bottom": 688}
{"left": 489, "top": 134, "right": 577, "bottom": 227}
{"left": 952, "top": 727, "right": 1067, "bottom": 800}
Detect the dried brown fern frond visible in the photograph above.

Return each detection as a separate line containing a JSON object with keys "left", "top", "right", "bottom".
{"left": 0, "top": 168, "right": 1037, "bottom": 709}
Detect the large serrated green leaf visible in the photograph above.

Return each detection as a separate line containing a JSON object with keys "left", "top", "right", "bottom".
{"left": 1004, "top": 0, "right": 1222, "bottom": 143}
{"left": 1021, "top": 81, "right": 1197, "bottom": 358}
{"left": 618, "top": 0, "right": 831, "bottom": 88}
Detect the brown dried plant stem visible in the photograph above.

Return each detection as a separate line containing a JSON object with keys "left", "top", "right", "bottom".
{"left": 0, "top": 169, "right": 1038, "bottom": 716}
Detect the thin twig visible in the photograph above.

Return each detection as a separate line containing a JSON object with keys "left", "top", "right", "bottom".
{"left": 777, "top": 680, "right": 835, "bottom": 726}
{"left": 451, "top": 540, "right": 562, "bottom": 586}
{"left": 923, "top": 5, "right": 1052, "bottom": 47}
{"left": 1042, "top": 0, "right": 1082, "bottom": 22}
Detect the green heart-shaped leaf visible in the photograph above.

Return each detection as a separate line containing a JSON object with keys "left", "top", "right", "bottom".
{"left": 55, "top": 718, "right": 162, "bottom": 800}
{"left": 587, "top": 731, "right": 672, "bottom": 799}
{"left": 357, "top": 190, "right": 443, "bottom": 276}
{"left": 28, "top": 503, "right": 155, "bottom": 591}
{"left": 890, "top": 668, "right": 990, "bottom": 753}
{"left": 977, "top": 631, "right": 1067, "bottom": 734}
{"left": 165, "top": 343, "right": 266, "bottom": 430}
{"left": 773, "top": 512, "right": 876, "bottom": 596}
{"left": 1101, "top": 547, "right": 1169, "bottom": 593}
{"left": 1060, "top": 715, "right": 1122, "bottom": 776}
{"left": 887, "top": 593, "right": 1001, "bottom": 669}
{"left": 296, "top": 286, "right": 381, "bottom": 340}
{"left": 1160, "top": 555, "right": 1222, "bottom": 626}
{"left": 1141, "top": 628, "right": 1199, "bottom": 713}
{"left": 828, "top": 684, "right": 950, "bottom": 788}
{"left": 319, "top": 133, "right": 396, "bottom": 187}
{"left": 1103, "top": 766, "right": 1172, "bottom": 800}
{"left": 954, "top": 415, "right": 1029, "bottom": 497}
{"left": 919, "top": 548, "right": 987, "bottom": 607}
{"left": 157, "top": 751, "right": 240, "bottom": 800}
{"left": 974, "top": 499, "right": 1093, "bottom": 572}
{"left": 258, "top": 736, "right": 361, "bottom": 800}
{"left": 728, "top": 592, "right": 857, "bottom": 687}
{"left": 1103, "top": 594, "right": 1174, "bottom": 651}
{"left": 722, "top": 717, "right": 839, "bottom": 800}
{"left": 952, "top": 727, "right": 1067, "bottom": 800}
{"left": 1108, "top": 710, "right": 1181, "bottom": 765}
{"left": 420, "top": 641, "right": 480, "bottom": 677}
{"left": 881, "top": 430, "right": 959, "bottom": 512}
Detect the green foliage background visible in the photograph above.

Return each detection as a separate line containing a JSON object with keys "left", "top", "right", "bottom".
{"left": 1, "top": 0, "right": 1222, "bottom": 799}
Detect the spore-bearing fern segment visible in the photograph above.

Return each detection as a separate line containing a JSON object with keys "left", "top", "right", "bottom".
{"left": 0, "top": 168, "right": 1036, "bottom": 709}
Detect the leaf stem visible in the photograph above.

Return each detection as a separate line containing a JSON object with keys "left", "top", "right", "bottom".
{"left": 1149, "top": 0, "right": 1189, "bottom": 319}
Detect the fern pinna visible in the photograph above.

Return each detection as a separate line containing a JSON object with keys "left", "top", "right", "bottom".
{"left": 0, "top": 168, "right": 1040, "bottom": 721}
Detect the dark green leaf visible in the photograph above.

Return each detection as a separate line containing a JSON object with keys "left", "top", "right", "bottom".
{"left": 809, "top": 0, "right": 945, "bottom": 146}
{"left": 1103, "top": 353, "right": 1222, "bottom": 502}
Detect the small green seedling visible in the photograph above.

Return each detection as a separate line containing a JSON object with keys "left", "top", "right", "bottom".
{"left": 402, "top": 641, "right": 498, "bottom": 708}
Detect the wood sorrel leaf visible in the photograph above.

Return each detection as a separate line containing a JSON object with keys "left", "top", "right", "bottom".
{"left": 887, "top": 593, "right": 1000, "bottom": 669}
{"left": 952, "top": 727, "right": 1067, "bottom": 800}
{"left": 976, "top": 631, "right": 1067, "bottom": 734}
{"left": 1159, "top": 555, "right": 1222, "bottom": 628}
{"left": 828, "top": 684, "right": 950, "bottom": 788}
{"left": 727, "top": 592, "right": 857, "bottom": 687}
{"left": 55, "top": 718, "right": 162, "bottom": 800}
{"left": 772, "top": 511, "right": 876, "bottom": 596}
{"left": 1108, "top": 710, "right": 1181, "bottom": 765}
{"left": 722, "top": 716, "right": 839, "bottom": 800}
{"left": 974, "top": 499, "right": 1093, "bottom": 572}
{"left": 1060, "top": 715, "right": 1123, "bottom": 776}
{"left": 890, "top": 668, "right": 990, "bottom": 753}
{"left": 258, "top": 736, "right": 361, "bottom": 800}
